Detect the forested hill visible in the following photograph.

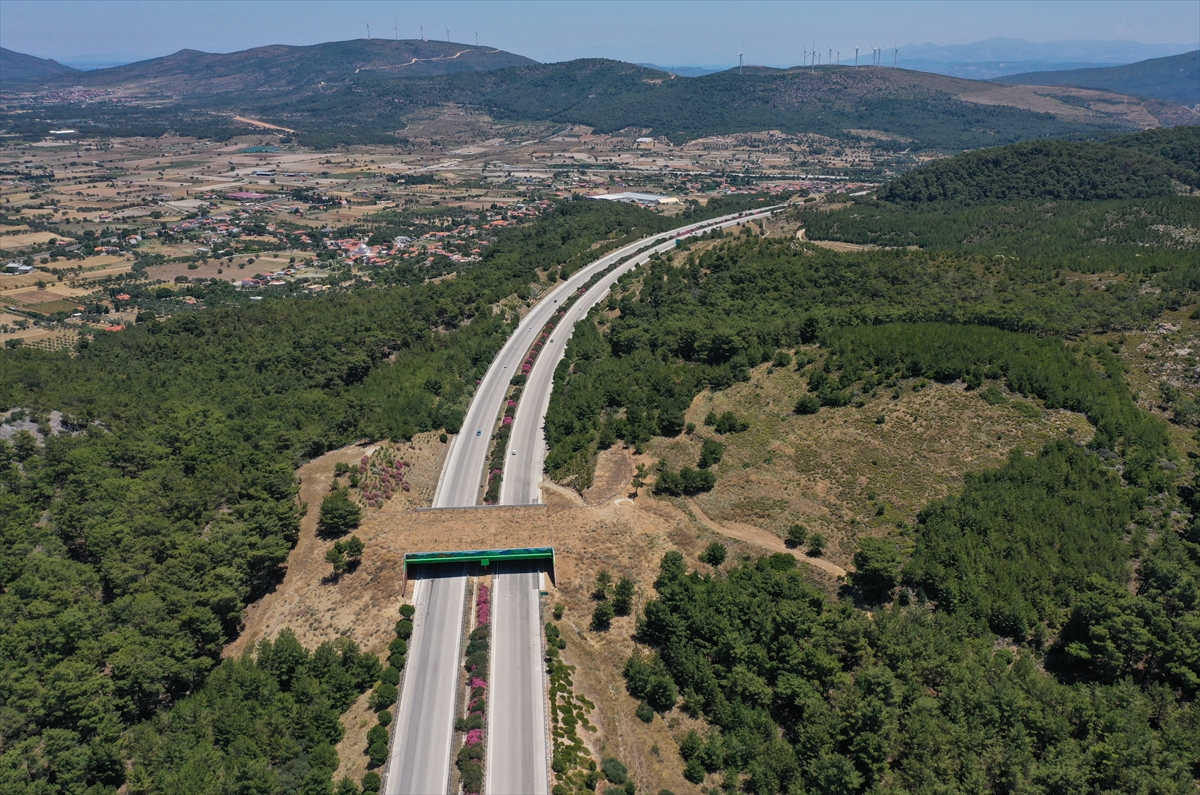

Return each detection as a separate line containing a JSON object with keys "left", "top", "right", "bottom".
{"left": 876, "top": 125, "right": 1200, "bottom": 203}
{"left": 998, "top": 50, "right": 1200, "bottom": 107}
{"left": 305, "top": 59, "right": 1172, "bottom": 150}
{"left": 0, "top": 47, "right": 78, "bottom": 82}
{"left": 7, "top": 39, "right": 536, "bottom": 94}
{"left": 8, "top": 47, "right": 1189, "bottom": 151}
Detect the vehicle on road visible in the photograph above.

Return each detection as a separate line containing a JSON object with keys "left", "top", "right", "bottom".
{"left": 476, "top": 430, "right": 482, "bottom": 436}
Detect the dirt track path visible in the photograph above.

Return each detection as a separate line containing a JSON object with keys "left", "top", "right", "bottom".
{"left": 686, "top": 498, "right": 849, "bottom": 578}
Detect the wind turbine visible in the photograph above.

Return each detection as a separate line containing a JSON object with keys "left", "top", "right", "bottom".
{"left": 420, "top": 25, "right": 424, "bottom": 41}
{"left": 893, "top": 42, "right": 898, "bottom": 68}
{"left": 475, "top": 32, "right": 479, "bottom": 46}
{"left": 446, "top": 28, "right": 450, "bottom": 42}
{"left": 738, "top": 51, "right": 743, "bottom": 75}
{"left": 811, "top": 39, "right": 816, "bottom": 72}
{"left": 855, "top": 46, "right": 859, "bottom": 68}
{"left": 365, "top": 22, "right": 371, "bottom": 40}
{"left": 828, "top": 47, "right": 832, "bottom": 65}
{"left": 394, "top": 22, "right": 398, "bottom": 40}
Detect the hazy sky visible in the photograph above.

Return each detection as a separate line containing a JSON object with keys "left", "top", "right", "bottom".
{"left": 2, "top": 0, "right": 1197, "bottom": 67}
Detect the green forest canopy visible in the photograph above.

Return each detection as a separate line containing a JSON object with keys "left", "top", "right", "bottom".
{"left": 876, "top": 128, "right": 1200, "bottom": 204}
{"left": 0, "top": 198, "right": 700, "bottom": 793}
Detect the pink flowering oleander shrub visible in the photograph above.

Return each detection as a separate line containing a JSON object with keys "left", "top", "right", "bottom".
{"left": 464, "top": 728, "right": 484, "bottom": 746}
{"left": 352, "top": 445, "right": 411, "bottom": 508}
{"left": 506, "top": 400, "right": 517, "bottom": 408}
{"left": 470, "top": 677, "right": 487, "bottom": 690}
{"left": 502, "top": 416, "right": 513, "bottom": 426}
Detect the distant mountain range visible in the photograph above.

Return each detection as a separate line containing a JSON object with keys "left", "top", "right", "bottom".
{"left": 895, "top": 38, "right": 1197, "bottom": 79}
{"left": 0, "top": 39, "right": 535, "bottom": 93}
{"left": 636, "top": 64, "right": 722, "bottom": 78}
{"left": 0, "top": 47, "right": 79, "bottom": 81}
{"left": 2, "top": 39, "right": 1195, "bottom": 151}
{"left": 998, "top": 51, "right": 1200, "bottom": 107}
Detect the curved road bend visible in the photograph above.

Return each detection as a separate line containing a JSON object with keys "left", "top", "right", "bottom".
{"left": 500, "top": 206, "right": 786, "bottom": 505}
{"left": 385, "top": 566, "right": 468, "bottom": 795}
{"left": 432, "top": 205, "right": 787, "bottom": 509}
{"left": 485, "top": 561, "right": 549, "bottom": 795}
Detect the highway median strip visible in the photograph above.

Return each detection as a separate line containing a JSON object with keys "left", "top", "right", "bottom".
{"left": 456, "top": 580, "right": 491, "bottom": 794}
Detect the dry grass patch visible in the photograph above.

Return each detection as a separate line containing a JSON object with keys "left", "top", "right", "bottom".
{"left": 657, "top": 357, "right": 1092, "bottom": 567}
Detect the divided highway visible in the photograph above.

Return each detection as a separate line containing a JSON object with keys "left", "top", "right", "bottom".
{"left": 432, "top": 204, "right": 786, "bottom": 509}
{"left": 501, "top": 205, "right": 786, "bottom": 504}
{"left": 389, "top": 204, "right": 787, "bottom": 795}
{"left": 385, "top": 568, "right": 468, "bottom": 795}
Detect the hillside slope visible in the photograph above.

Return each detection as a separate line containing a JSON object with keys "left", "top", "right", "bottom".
{"left": 876, "top": 130, "right": 1200, "bottom": 204}
{"left": 0, "top": 47, "right": 79, "bottom": 83}
{"left": 998, "top": 50, "right": 1200, "bottom": 107}
{"left": 294, "top": 60, "right": 1186, "bottom": 151}
{"left": 20, "top": 38, "right": 536, "bottom": 95}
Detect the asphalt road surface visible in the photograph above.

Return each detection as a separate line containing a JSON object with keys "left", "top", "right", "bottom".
{"left": 500, "top": 206, "right": 786, "bottom": 504}
{"left": 399, "top": 204, "right": 786, "bottom": 795}
{"left": 485, "top": 562, "right": 550, "bottom": 795}
{"left": 432, "top": 204, "right": 785, "bottom": 509}
{"left": 385, "top": 567, "right": 468, "bottom": 795}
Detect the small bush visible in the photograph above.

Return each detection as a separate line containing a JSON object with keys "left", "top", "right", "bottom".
{"left": 785, "top": 523, "right": 808, "bottom": 549}
{"left": 601, "top": 757, "right": 629, "bottom": 784}
{"left": 367, "top": 740, "right": 388, "bottom": 768}
{"left": 700, "top": 542, "right": 727, "bottom": 567}
{"left": 612, "top": 577, "right": 635, "bottom": 616}
{"left": 636, "top": 702, "right": 654, "bottom": 723}
{"left": 455, "top": 714, "right": 484, "bottom": 731}
{"left": 318, "top": 488, "right": 362, "bottom": 536}
{"left": 370, "top": 682, "right": 398, "bottom": 710}
{"left": 591, "top": 600, "right": 615, "bottom": 632}
{"left": 794, "top": 394, "right": 820, "bottom": 415}
{"left": 807, "top": 533, "right": 827, "bottom": 557}
{"left": 399, "top": 603, "right": 416, "bottom": 618}
{"left": 553, "top": 602, "right": 565, "bottom": 620}
{"left": 377, "top": 710, "right": 393, "bottom": 726}
{"left": 712, "top": 411, "right": 749, "bottom": 434}
{"left": 697, "top": 438, "right": 724, "bottom": 469}
{"left": 380, "top": 667, "right": 401, "bottom": 686}
{"left": 389, "top": 637, "right": 408, "bottom": 655}
{"left": 361, "top": 771, "right": 382, "bottom": 793}
{"left": 388, "top": 653, "right": 406, "bottom": 670}
{"left": 395, "top": 619, "right": 413, "bottom": 639}
{"left": 366, "top": 725, "right": 389, "bottom": 747}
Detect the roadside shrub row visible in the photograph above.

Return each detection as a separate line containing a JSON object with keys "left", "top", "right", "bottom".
{"left": 456, "top": 583, "right": 490, "bottom": 794}
{"left": 359, "top": 603, "right": 414, "bottom": 792}
{"left": 545, "top": 621, "right": 601, "bottom": 794}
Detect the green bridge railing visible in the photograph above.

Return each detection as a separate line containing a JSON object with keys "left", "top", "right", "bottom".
{"left": 402, "top": 547, "right": 555, "bottom": 593}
